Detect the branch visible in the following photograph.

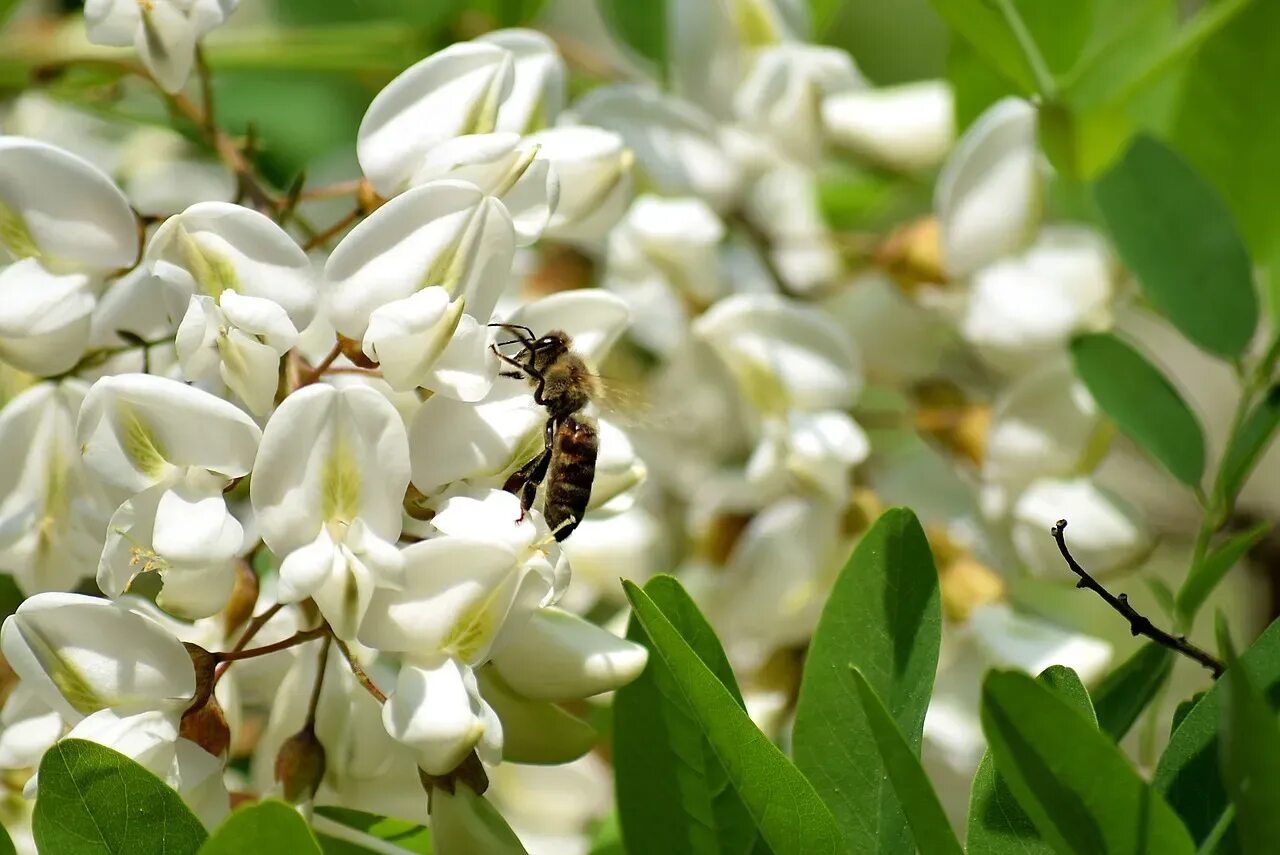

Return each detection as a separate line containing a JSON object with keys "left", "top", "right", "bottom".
{"left": 1052, "top": 519, "right": 1224, "bottom": 678}
{"left": 214, "top": 624, "right": 328, "bottom": 663}
{"left": 333, "top": 636, "right": 387, "bottom": 704}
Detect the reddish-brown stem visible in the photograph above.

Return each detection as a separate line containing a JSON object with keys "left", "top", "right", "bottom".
{"left": 333, "top": 636, "right": 386, "bottom": 704}
{"left": 305, "top": 635, "right": 333, "bottom": 729}
{"left": 301, "top": 179, "right": 365, "bottom": 200}
{"left": 296, "top": 343, "right": 343, "bottom": 388}
{"left": 215, "top": 625, "right": 327, "bottom": 664}
{"left": 302, "top": 207, "right": 362, "bottom": 252}
{"left": 213, "top": 603, "right": 284, "bottom": 684}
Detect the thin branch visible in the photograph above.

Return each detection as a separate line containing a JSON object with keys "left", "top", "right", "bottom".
{"left": 214, "top": 602, "right": 284, "bottom": 684}
{"left": 1052, "top": 519, "right": 1224, "bottom": 678}
{"left": 296, "top": 343, "right": 343, "bottom": 388}
{"left": 301, "top": 179, "right": 365, "bottom": 201}
{"left": 194, "top": 45, "right": 216, "bottom": 134}
{"left": 214, "top": 625, "right": 328, "bottom": 663}
{"left": 302, "top": 206, "right": 362, "bottom": 252}
{"left": 333, "top": 636, "right": 386, "bottom": 704}
{"left": 305, "top": 635, "right": 333, "bottom": 729}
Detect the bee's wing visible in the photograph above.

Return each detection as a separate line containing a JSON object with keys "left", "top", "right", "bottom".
{"left": 587, "top": 372, "right": 668, "bottom": 430}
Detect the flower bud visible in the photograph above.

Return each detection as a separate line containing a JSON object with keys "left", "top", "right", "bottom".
{"left": 274, "top": 725, "right": 327, "bottom": 804}
{"left": 180, "top": 696, "right": 231, "bottom": 759}
{"left": 183, "top": 642, "right": 217, "bottom": 714}
{"left": 221, "top": 560, "right": 259, "bottom": 639}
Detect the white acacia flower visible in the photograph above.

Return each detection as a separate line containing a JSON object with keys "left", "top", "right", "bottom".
{"left": 0, "top": 137, "right": 136, "bottom": 374}
{"left": 823, "top": 80, "right": 955, "bottom": 171}
{"left": 607, "top": 194, "right": 726, "bottom": 305}
{"left": 251, "top": 384, "right": 410, "bottom": 639}
{"left": 935, "top": 98, "right": 1041, "bottom": 278}
{"left": 746, "top": 409, "right": 869, "bottom": 502}
{"left": 407, "top": 290, "right": 632, "bottom": 497}
{"left": 959, "top": 226, "right": 1114, "bottom": 371}
{"left": 175, "top": 292, "right": 298, "bottom": 415}
{"left": 1011, "top": 477, "right": 1151, "bottom": 578}
{"left": 325, "top": 180, "right": 514, "bottom": 400}
{"left": 524, "top": 126, "right": 633, "bottom": 243}
{"left": 0, "top": 381, "right": 113, "bottom": 595}
{"left": 84, "top": 0, "right": 240, "bottom": 93}
{"left": 734, "top": 44, "right": 862, "bottom": 163}
{"left": 145, "top": 201, "right": 316, "bottom": 329}
{"left": 476, "top": 29, "right": 567, "bottom": 134}
{"left": 409, "top": 133, "right": 560, "bottom": 245}
{"left": 742, "top": 163, "right": 841, "bottom": 294}
{"left": 569, "top": 85, "right": 742, "bottom": 210}
{"left": 694, "top": 293, "right": 862, "bottom": 415}
{"left": 357, "top": 42, "right": 515, "bottom": 197}
{"left": 0, "top": 685, "right": 63, "bottom": 772}
{"left": 78, "top": 374, "right": 261, "bottom": 617}
{"left": 431, "top": 783, "right": 529, "bottom": 855}
{"left": 559, "top": 505, "right": 664, "bottom": 609}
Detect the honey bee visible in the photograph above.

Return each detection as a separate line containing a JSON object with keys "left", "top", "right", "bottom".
{"left": 489, "top": 324, "right": 600, "bottom": 541}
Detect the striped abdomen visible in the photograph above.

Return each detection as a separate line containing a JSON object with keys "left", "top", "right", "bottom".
{"left": 545, "top": 415, "right": 598, "bottom": 541}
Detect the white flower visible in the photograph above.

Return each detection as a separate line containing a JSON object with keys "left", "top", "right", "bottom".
{"left": 1011, "top": 477, "right": 1151, "bottom": 577}
{"left": 251, "top": 384, "right": 410, "bottom": 639}
{"left": 609, "top": 194, "right": 726, "bottom": 304}
{"left": 324, "top": 180, "right": 514, "bottom": 400}
{"left": 475, "top": 29, "right": 567, "bottom": 134}
{"left": 0, "top": 137, "right": 136, "bottom": 374}
{"left": 409, "top": 133, "right": 560, "bottom": 245}
{"left": 116, "top": 126, "right": 235, "bottom": 217}
{"left": 958, "top": 226, "right": 1114, "bottom": 370}
{"left": 0, "top": 381, "right": 113, "bottom": 594}
{"left": 145, "top": 201, "right": 316, "bottom": 329}
{"left": 84, "top": 0, "right": 239, "bottom": 93}
{"left": 734, "top": 44, "right": 862, "bottom": 163}
{"left": 0, "top": 686, "right": 63, "bottom": 772}
{"left": 524, "top": 126, "right": 633, "bottom": 243}
{"left": 935, "top": 98, "right": 1041, "bottom": 278}
{"left": 487, "top": 750, "right": 612, "bottom": 855}
{"left": 569, "top": 85, "right": 742, "bottom": 210}
{"left": 175, "top": 292, "right": 299, "bottom": 415}
{"left": 357, "top": 42, "right": 515, "bottom": 197}
{"left": 559, "top": 505, "right": 664, "bottom": 609}
{"left": 742, "top": 163, "right": 841, "bottom": 294}
{"left": 431, "top": 783, "right": 530, "bottom": 855}
{"left": 746, "top": 409, "right": 869, "bottom": 502}
{"left": 694, "top": 293, "right": 862, "bottom": 414}
{"left": 823, "top": 80, "right": 955, "bottom": 171}
{"left": 925, "top": 602, "right": 1111, "bottom": 773}
{"left": 78, "top": 374, "right": 261, "bottom": 617}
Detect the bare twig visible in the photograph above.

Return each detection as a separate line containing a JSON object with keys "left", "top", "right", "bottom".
{"left": 214, "top": 602, "right": 284, "bottom": 683}
{"left": 301, "top": 179, "right": 365, "bottom": 201}
{"left": 333, "top": 636, "right": 387, "bottom": 704}
{"left": 302, "top": 206, "right": 362, "bottom": 252}
{"left": 214, "top": 625, "right": 328, "bottom": 663}
{"left": 306, "top": 635, "right": 333, "bottom": 729}
{"left": 296, "top": 343, "right": 343, "bottom": 388}
{"left": 1052, "top": 519, "right": 1224, "bottom": 678}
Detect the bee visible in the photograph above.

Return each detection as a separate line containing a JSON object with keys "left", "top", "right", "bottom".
{"left": 489, "top": 324, "right": 600, "bottom": 541}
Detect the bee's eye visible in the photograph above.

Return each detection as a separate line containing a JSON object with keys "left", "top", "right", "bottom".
{"left": 537, "top": 336, "right": 555, "bottom": 348}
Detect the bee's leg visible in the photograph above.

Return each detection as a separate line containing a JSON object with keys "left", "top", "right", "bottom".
{"left": 491, "top": 346, "right": 547, "bottom": 400}
{"left": 499, "top": 371, "right": 524, "bottom": 379}
{"left": 502, "top": 419, "right": 555, "bottom": 519}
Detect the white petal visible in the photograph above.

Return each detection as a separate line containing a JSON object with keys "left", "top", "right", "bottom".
{"left": 0, "top": 691, "right": 62, "bottom": 769}
{"left": 823, "top": 80, "right": 955, "bottom": 171}
{"left": 361, "top": 286, "right": 458, "bottom": 392}
{"left": 1012, "top": 477, "right": 1151, "bottom": 577}
{"left": 135, "top": 1, "right": 197, "bottom": 93}
{"left": 489, "top": 608, "right": 647, "bottom": 701}
{"left": 97, "top": 482, "right": 165, "bottom": 599}
{"left": 383, "top": 657, "right": 488, "bottom": 775}
{"left": 277, "top": 528, "right": 340, "bottom": 603}
{"left": 357, "top": 43, "right": 515, "bottom": 196}
{"left": 152, "top": 479, "right": 243, "bottom": 566}
{"left": 525, "top": 126, "right": 632, "bottom": 242}
{"left": 409, "top": 389, "right": 545, "bottom": 495}
{"left": 145, "top": 201, "right": 316, "bottom": 328}
{"left": 324, "top": 180, "right": 515, "bottom": 340}
{"left": 419, "top": 312, "right": 498, "bottom": 402}
{"left": 218, "top": 291, "right": 299, "bottom": 349}
{"left": 251, "top": 384, "right": 411, "bottom": 553}
{"left": 218, "top": 327, "right": 286, "bottom": 416}
{"left": 935, "top": 98, "right": 1041, "bottom": 278}
{"left": 970, "top": 602, "right": 1113, "bottom": 683}
{"left": 312, "top": 540, "right": 377, "bottom": 641}
{"left": 155, "top": 559, "right": 238, "bottom": 621}
{"left": 694, "top": 293, "right": 861, "bottom": 413}
{"left": 63, "top": 708, "right": 180, "bottom": 781}
{"left": 568, "top": 85, "right": 741, "bottom": 210}
{"left": 476, "top": 29, "right": 566, "bottom": 133}
{"left": 0, "top": 592, "right": 194, "bottom": 722}
{"left": 501, "top": 289, "right": 631, "bottom": 365}
{"left": 0, "top": 137, "right": 136, "bottom": 270}
{"left": 474, "top": 666, "right": 594, "bottom": 765}
{"left": 78, "top": 373, "right": 261, "bottom": 493}
{"left": 0, "top": 259, "right": 94, "bottom": 375}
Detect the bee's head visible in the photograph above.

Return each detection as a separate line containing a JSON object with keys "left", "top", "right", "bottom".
{"left": 490, "top": 324, "right": 573, "bottom": 369}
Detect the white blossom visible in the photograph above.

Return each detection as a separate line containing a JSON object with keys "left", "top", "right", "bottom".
{"left": 823, "top": 80, "right": 955, "bottom": 171}
{"left": 84, "top": 0, "right": 240, "bottom": 93}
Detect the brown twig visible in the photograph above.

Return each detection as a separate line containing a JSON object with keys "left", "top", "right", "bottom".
{"left": 302, "top": 206, "right": 363, "bottom": 252}
{"left": 301, "top": 179, "right": 366, "bottom": 201}
{"left": 296, "top": 343, "right": 343, "bottom": 388}
{"left": 214, "top": 603, "right": 284, "bottom": 683}
{"left": 333, "top": 636, "right": 387, "bottom": 704}
{"left": 306, "top": 635, "right": 333, "bottom": 729}
{"left": 1052, "top": 519, "right": 1224, "bottom": 678}
{"left": 214, "top": 625, "right": 328, "bottom": 663}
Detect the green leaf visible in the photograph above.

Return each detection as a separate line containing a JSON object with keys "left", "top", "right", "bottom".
{"left": 1095, "top": 135, "right": 1258, "bottom": 358}
{"left": 927, "top": 0, "right": 1036, "bottom": 94}
{"left": 981, "top": 671, "right": 1196, "bottom": 855}
{"left": 614, "top": 575, "right": 759, "bottom": 855}
{"left": 313, "top": 807, "right": 431, "bottom": 854}
{"left": 1157, "top": 616, "right": 1280, "bottom": 847}
{"left": 792, "top": 508, "right": 942, "bottom": 854}
{"left": 1216, "top": 387, "right": 1280, "bottom": 511}
{"left": 1176, "top": 521, "right": 1271, "bottom": 629}
{"left": 0, "top": 0, "right": 21, "bottom": 29}
{"left": 200, "top": 801, "right": 322, "bottom": 854}
{"left": 1171, "top": 0, "right": 1280, "bottom": 269}
{"left": 597, "top": 0, "right": 666, "bottom": 82}
{"left": 32, "top": 739, "right": 208, "bottom": 855}
{"left": 966, "top": 666, "right": 1097, "bottom": 855}
{"left": 846, "top": 666, "right": 962, "bottom": 855}
{"left": 1092, "top": 643, "right": 1175, "bottom": 741}
{"left": 1220, "top": 621, "right": 1280, "bottom": 852}
{"left": 1070, "top": 332, "right": 1206, "bottom": 486}
{"left": 0, "top": 821, "right": 14, "bottom": 855}
{"left": 623, "top": 580, "right": 845, "bottom": 854}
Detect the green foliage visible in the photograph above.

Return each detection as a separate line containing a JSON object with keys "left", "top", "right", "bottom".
{"left": 1219, "top": 621, "right": 1280, "bottom": 852}
{"left": 1171, "top": 0, "right": 1280, "bottom": 277}
{"left": 1215, "top": 388, "right": 1280, "bottom": 513}
{"left": 597, "top": 0, "right": 666, "bottom": 82}
{"left": 0, "top": 822, "right": 13, "bottom": 855}
{"left": 1176, "top": 522, "right": 1272, "bottom": 629}
{"left": 981, "top": 670, "right": 1196, "bottom": 855}
{"left": 1091, "top": 643, "right": 1174, "bottom": 741}
{"left": 1157, "top": 617, "right": 1280, "bottom": 847}
{"left": 32, "top": 739, "right": 208, "bottom": 855}
{"left": 846, "top": 666, "right": 962, "bottom": 855}
{"left": 1070, "top": 332, "right": 1205, "bottom": 487}
{"left": 200, "top": 801, "right": 321, "bottom": 854}
{"left": 623, "top": 579, "right": 845, "bottom": 854}
{"left": 792, "top": 508, "right": 941, "bottom": 854}
{"left": 313, "top": 807, "right": 432, "bottom": 854}
{"left": 1095, "top": 135, "right": 1258, "bottom": 358}
{"left": 966, "top": 666, "right": 1097, "bottom": 855}
{"left": 613, "top": 575, "right": 760, "bottom": 855}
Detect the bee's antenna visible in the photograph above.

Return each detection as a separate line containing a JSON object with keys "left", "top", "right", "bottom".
{"left": 488, "top": 322, "right": 536, "bottom": 339}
